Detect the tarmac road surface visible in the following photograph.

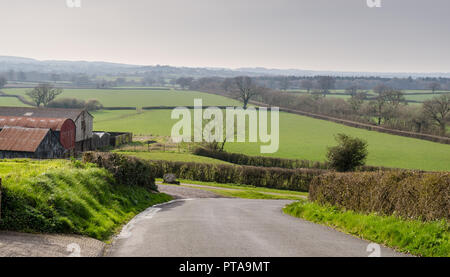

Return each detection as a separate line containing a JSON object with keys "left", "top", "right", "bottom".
{"left": 107, "top": 197, "right": 407, "bottom": 257}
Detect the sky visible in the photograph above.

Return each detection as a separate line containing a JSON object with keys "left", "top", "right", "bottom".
{"left": 1, "top": 0, "right": 450, "bottom": 73}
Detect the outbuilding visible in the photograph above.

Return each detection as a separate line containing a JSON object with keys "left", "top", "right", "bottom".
{"left": 0, "top": 116, "right": 76, "bottom": 150}
{"left": 0, "top": 126, "right": 66, "bottom": 159}
{"left": 0, "top": 106, "right": 93, "bottom": 150}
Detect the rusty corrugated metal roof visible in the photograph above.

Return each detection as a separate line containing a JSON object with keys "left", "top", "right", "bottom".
{"left": 0, "top": 127, "right": 49, "bottom": 152}
{"left": 0, "top": 106, "right": 93, "bottom": 121}
{"left": 0, "top": 116, "right": 70, "bottom": 131}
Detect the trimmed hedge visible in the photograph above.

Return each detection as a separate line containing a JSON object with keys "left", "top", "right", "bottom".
{"left": 83, "top": 152, "right": 324, "bottom": 192}
{"left": 82, "top": 152, "right": 157, "bottom": 190}
{"left": 149, "top": 160, "right": 324, "bottom": 192}
{"left": 193, "top": 147, "right": 392, "bottom": 172}
{"left": 309, "top": 171, "right": 450, "bottom": 221}
{"left": 193, "top": 147, "right": 329, "bottom": 169}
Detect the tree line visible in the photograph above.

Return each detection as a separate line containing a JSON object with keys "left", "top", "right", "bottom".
{"left": 188, "top": 76, "right": 450, "bottom": 137}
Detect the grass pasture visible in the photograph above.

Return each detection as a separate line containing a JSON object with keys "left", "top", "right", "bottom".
{"left": 92, "top": 109, "right": 450, "bottom": 171}
{"left": 2, "top": 88, "right": 241, "bottom": 108}
{"left": 0, "top": 96, "right": 29, "bottom": 107}
{"left": 117, "top": 151, "right": 231, "bottom": 164}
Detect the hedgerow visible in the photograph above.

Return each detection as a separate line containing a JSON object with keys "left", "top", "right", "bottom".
{"left": 309, "top": 171, "right": 450, "bottom": 221}
{"left": 84, "top": 152, "right": 324, "bottom": 192}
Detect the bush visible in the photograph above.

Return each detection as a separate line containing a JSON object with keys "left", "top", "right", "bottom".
{"left": 82, "top": 152, "right": 157, "bottom": 190}
{"left": 193, "top": 147, "right": 329, "bottom": 169}
{"left": 48, "top": 97, "right": 103, "bottom": 111}
{"left": 309, "top": 171, "right": 450, "bottom": 221}
{"left": 326, "top": 133, "right": 368, "bottom": 172}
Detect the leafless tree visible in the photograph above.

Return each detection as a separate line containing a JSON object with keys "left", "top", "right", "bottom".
{"left": 233, "top": 76, "right": 259, "bottom": 109}
{"left": 280, "top": 77, "right": 290, "bottom": 90}
{"left": 423, "top": 94, "right": 450, "bottom": 135}
{"left": 176, "top": 77, "right": 194, "bottom": 90}
{"left": 0, "top": 76, "right": 7, "bottom": 89}
{"left": 427, "top": 82, "right": 441, "bottom": 94}
{"left": 27, "top": 83, "right": 63, "bottom": 107}
{"left": 301, "top": 79, "right": 313, "bottom": 93}
{"left": 221, "top": 78, "right": 234, "bottom": 92}
{"left": 372, "top": 84, "right": 405, "bottom": 125}
{"left": 317, "top": 76, "right": 335, "bottom": 96}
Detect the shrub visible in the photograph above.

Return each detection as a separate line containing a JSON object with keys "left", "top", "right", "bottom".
{"left": 309, "top": 171, "right": 450, "bottom": 221}
{"left": 48, "top": 97, "right": 103, "bottom": 111}
{"left": 326, "top": 133, "right": 368, "bottom": 172}
{"left": 82, "top": 152, "right": 157, "bottom": 190}
{"left": 85, "top": 99, "right": 103, "bottom": 111}
{"left": 48, "top": 97, "right": 85, "bottom": 109}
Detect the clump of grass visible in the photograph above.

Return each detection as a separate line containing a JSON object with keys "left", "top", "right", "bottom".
{"left": 284, "top": 200, "right": 449, "bottom": 257}
{"left": 0, "top": 159, "right": 172, "bottom": 241}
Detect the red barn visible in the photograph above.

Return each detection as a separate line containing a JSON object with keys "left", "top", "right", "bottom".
{"left": 0, "top": 116, "right": 75, "bottom": 150}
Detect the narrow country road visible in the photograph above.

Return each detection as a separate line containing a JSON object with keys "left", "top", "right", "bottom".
{"left": 107, "top": 191, "right": 407, "bottom": 257}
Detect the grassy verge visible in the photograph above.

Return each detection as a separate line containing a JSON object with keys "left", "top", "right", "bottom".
{"left": 157, "top": 178, "right": 307, "bottom": 200}
{"left": 191, "top": 187, "right": 304, "bottom": 200}
{"left": 283, "top": 200, "right": 449, "bottom": 257}
{"left": 0, "top": 159, "right": 172, "bottom": 241}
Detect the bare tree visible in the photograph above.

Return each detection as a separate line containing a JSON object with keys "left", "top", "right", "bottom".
{"left": 372, "top": 84, "right": 405, "bottom": 125}
{"left": 27, "top": 83, "right": 63, "bottom": 107}
{"left": 280, "top": 77, "right": 290, "bottom": 90}
{"left": 176, "top": 77, "right": 194, "bottom": 90}
{"left": 345, "top": 83, "right": 361, "bottom": 96}
{"left": 427, "top": 82, "right": 441, "bottom": 94}
{"left": 423, "top": 94, "right": 450, "bottom": 135}
{"left": 0, "top": 76, "right": 7, "bottom": 89}
{"left": 234, "top": 76, "right": 259, "bottom": 109}
{"left": 301, "top": 79, "right": 313, "bottom": 93}
{"left": 317, "top": 76, "right": 335, "bottom": 96}
{"left": 348, "top": 92, "right": 367, "bottom": 113}
{"left": 221, "top": 78, "right": 234, "bottom": 92}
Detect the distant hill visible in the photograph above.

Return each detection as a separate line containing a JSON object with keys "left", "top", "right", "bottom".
{"left": 0, "top": 55, "right": 449, "bottom": 78}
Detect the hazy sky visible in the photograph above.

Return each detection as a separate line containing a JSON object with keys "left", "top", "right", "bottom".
{"left": 1, "top": 0, "right": 450, "bottom": 72}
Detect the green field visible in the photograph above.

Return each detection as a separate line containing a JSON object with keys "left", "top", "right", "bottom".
{"left": 116, "top": 151, "right": 231, "bottom": 164}
{"left": 0, "top": 96, "right": 29, "bottom": 107}
{"left": 92, "top": 109, "right": 450, "bottom": 171}
{"left": 2, "top": 88, "right": 241, "bottom": 108}
{"left": 288, "top": 89, "right": 450, "bottom": 103}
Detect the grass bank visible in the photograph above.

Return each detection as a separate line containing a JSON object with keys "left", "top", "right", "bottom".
{"left": 284, "top": 200, "right": 449, "bottom": 257}
{"left": 0, "top": 159, "right": 172, "bottom": 241}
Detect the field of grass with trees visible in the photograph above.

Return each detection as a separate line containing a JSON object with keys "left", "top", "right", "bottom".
{"left": 92, "top": 108, "right": 450, "bottom": 171}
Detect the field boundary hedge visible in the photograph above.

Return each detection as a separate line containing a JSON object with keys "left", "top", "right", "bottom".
{"left": 193, "top": 147, "right": 394, "bottom": 172}
{"left": 198, "top": 89, "right": 450, "bottom": 144}
{"left": 83, "top": 152, "right": 325, "bottom": 192}
{"left": 309, "top": 171, "right": 450, "bottom": 221}
{"left": 193, "top": 147, "right": 329, "bottom": 169}
{"left": 248, "top": 99, "right": 450, "bottom": 144}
